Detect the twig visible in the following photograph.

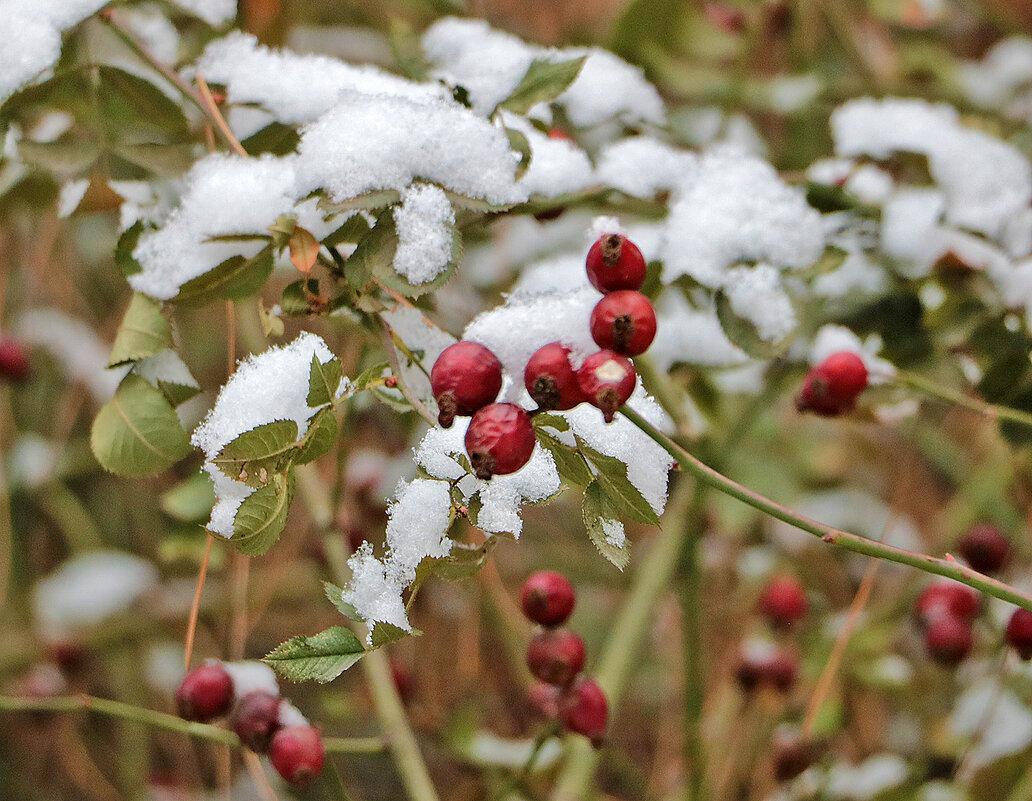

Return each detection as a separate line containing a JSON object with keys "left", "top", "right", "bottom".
{"left": 896, "top": 370, "right": 1032, "bottom": 431}
{"left": 195, "top": 73, "right": 249, "bottom": 158}
{"left": 183, "top": 532, "right": 214, "bottom": 670}
{"left": 377, "top": 318, "right": 437, "bottom": 426}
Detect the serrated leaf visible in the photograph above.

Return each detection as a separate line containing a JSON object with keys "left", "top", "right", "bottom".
{"left": 575, "top": 435, "right": 660, "bottom": 526}
{"left": 161, "top": 472, "right": 215, "bottom": 523}
{"left": 109, "top": 294, "right": 173, "bottom": 367}
{"left": 370, "top": 621, "right": 416, "bottom": 648}
{"left": 230, "top": 469, "right": 295, "bottom": 556}
{"left": 307, "top": 355, "right": 343, "bottom": 407}
{"left": 213, "top": 420, "right": 299, "bottom": 486}
{"left": 714, "top": 289, "right": 791, "bottom": 360}
{"left": 500, "top": 56, "right": 587, "bottom": 115}
{"left": 113, "top": 142, "right": 194, "bottom": 177}
{"left": 427, "top": 540, "right": 496, "bottom": 581}
{"left": 583, "top": 480, "right": 630, "bottom": 569}
{"left": 533, "top": 413, "right": 570, "bottom": 432}
{"left": 371, "top": 386, "right": 416, "bottom": 414}
{"left": 536, "top": 428, "right": 592, "bottom": 487}
{"left": 240, "top": 122, "right": 300, "bottom": 156}
{"left": 467, "top": 492, "right": 483, "bottom": 526}
{"left": 90, "top": 374, "right": 192, "bottom": 477}
{"left": 264, "top": 626, "right": 366, "bottom": 683}
{"left": 344, "top": 210, "right": 398, "bottom": 289}
{"left": 295, "top": 408, "right": 337, "bottom": 465}
{"left": 505, "top": 127, "right": 532, "bottom": 180}
{"left": 319, "top": 189, "right": 401, "bottom": 216}
{"left": 324, "top": 581, "right": 360, "bottom": 619}
{"left": 289, "top": 226, "right": 319, "bottom": 274}
{"left": 156, "top": 379, "right": 201, "bottom": 407}
{"left": 115, "top": 221, "right": 145, "bottom": 278}
{"left": 175, "top": 245, "right": 274, "bottom": 304}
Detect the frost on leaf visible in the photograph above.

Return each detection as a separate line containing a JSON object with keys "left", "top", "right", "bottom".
{"left": 191, "top": 333, "right": 339, "bottom": 538}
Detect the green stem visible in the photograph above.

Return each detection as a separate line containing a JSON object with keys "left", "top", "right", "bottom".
{"left": 617, "top": 405, "right": 1032, "bottom": 612}
{"left": 896, "top": 370, "right": 1032, "bottom": 430}
{"left": 678, "top": 488, "right": 708, "bottom": 801}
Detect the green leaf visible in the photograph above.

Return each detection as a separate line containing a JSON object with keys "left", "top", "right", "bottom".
{"left": 389, "top": 19, "right": 432, "bottom": 81}
{"left": 351, "top": 361, "right": 390, "bottom": 392}
{"left": 17, "top": 139, "right": 100, "bottom": 173}
{"left": 240, "top": 122, "right": 300, "bottom": 156}
{"left": 364, "top": 211, "right": 462, "bottom": 298}
{"left": 427, "top": 540, "right": 496, "bottom": 581}
{"left": 175, "top": 245, "right": 274, "bottom": 304}
{"left": 324, "top": 581, "right": 360, "bottom": 619}
{"left": 96, "top": 66, "right": 190, "bottom": 138}
{"left": 115, "top": 221, "right": 144, "bottom": 278}
{"left": 295, "top": 408, "right": 337, "bottom": 465}
{"left": 108, "top": 294, "right": 173, "bottom": 367}
{"left": 714, "top": 289, "right": 792, "bottom": 360}
{"left": 505, "top": 127, "right": 532, "bottom": 180}
{"left": 112, "top": 142, "right": 194, "bottom": 177}
{"left": 307, "top": 355, "right": 343, "bottom": 407}
{"left": 324, "top": 214, "right": 372, "bottom": 248}
{"left": 583, "top": 480, "right": 630, "bottom": 569}
{"left": 264, "top": 626, "right": 366, "bottom": 683}
{"left": 533, "top": 413, "right": 570, "bottom": 432}
{"left": 213, "top": 420, "right": 300, "bottom": 486}
{"left": 500, "top": 57, "right": 587, "bottom": 115}
{"left": 575, "top": 436, "right": 660, "bottom": 526}
{"left": 319, "top": 189, "right": 401, "bottom": 216}
{"left": 90, "top": 374, "right": 192, "bottom": 477}
{"left": 161, "top": 472, "right": 215, "bottom": 523}
{"left": 344, "top": 210, "right": 398, "bottom": 289}
{"left": 536, "top": 428, "right": 592, "bottom": 487}
{"left": 155, "top": 378, "right": 201, "bottom": 408}
{"left": 370, "top": 621, "right": 414, "bottom": 648}
{"left": 230, "top": 469, "right": 295, "bottom": 555}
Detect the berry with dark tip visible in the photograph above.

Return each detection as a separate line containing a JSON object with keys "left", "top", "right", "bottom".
{"left": 430, "top": 341, "right": 503, "bottom": 428}
{"left": 464, "top": 402, "right": 536, "bottom": 480}
{"left": 758, "top": 576, "right": 809, "bottom": 630}
{"left": 957, "top": 524, "right": 1011, "bottom": 575}
{"left": 270, "top": 726, "right": 326, "bottom": 785}
{"left": 772, "top": 731, "right": 821, "bottom": 783}
{"left": 559, "top": 677, "right": 608, "bottom": 746}
{"left": 0, "top": 339, "right": 30, "bottom": 382}
{"left": 577, "top": 350, "right": 636, "bottom": 423}
{"left": 521, "top": 570, "right": 576, "bottom": 627}
{"left": 528, "top": 681, "right": 561, "bottom": 719}
{"left": 585, "top": 234, "right": 647, "bottom": 294}
{"left": 915, "top": 582, "right": 980, "bottom": 626}
{"left": 796, "top": 352, "right": 868, "bottom": 417}
{"left": 924, "top": 615, "right": 972, "bottom": 666}
{"left": 176, "top": 662, "right": 234, "bottom": 722}
{"left": 736, "top": 645, "right": 798, "bottom": 693}
{"left": 1006, "top": 609, "right": 1032, "bottom": 660}
{"left": 230, "top": 690, "right": 282, "bottom": 753}
{"left": 524, "top": 343, "right": 584, "bottom": 411}
{"left": 589, "top": 291, "right": 657, "bottom": 357}
{"left": 527, "top": 628, "right": 586, "bottom": 687}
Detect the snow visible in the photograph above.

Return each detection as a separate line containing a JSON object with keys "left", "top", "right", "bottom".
{"left": 503, "top": 114, "right": 595, "bottom": 198}
{"left": 950, "top": 682, "right": 1032, "bottom": 766}
{"left": 277, "top": 700, "right": 309, "bottom": 727}
{"left": 512, "top": 254, "right": 590, "bottom": 295}
{"left": 381, "top": 304, "right": 456, "bottom": 404}
{"left": 123, "top": 7, "right": 181, "bottom": 66}
{"left": 880, "top": 189, "right": 945, "bottom": 275}
{"left": 341, "top": 542, "right": 411, "bottom": 633}
{"left": 826, "top": 755, "right": 908, "bottom": 800}
{"left": 650, "top": 290, "right": 749, "bottom": 369}
{"left": 960, "top": 37, "right": 1032, "bottom": 111}
{"left": 191, "top": 333, "right": 340, "bottom": 537}
{"left": 223, "top": 660, "right": 280, "bottom": 698}
{"left": 33, "top": 551, "right": 158, "bottom": 636}
{"left": 195, "top": 32, "right": 450, "bottom": 125}
{"left": 722, "top": 263, "right": 797, "bottom": 343}
{"left": 596, "top": 136, "right": 696, "bottom": 199}
{"left": 844, "top": 164, "right": 893, "bottom": 205}
{"left": 295, "top": 92, "right": 525, "bottom": 206}
{"left": 661, "top": 147, "right": 824, "bottom": 287}
{"left": 133, "top": 349, "right": 200, "bottom": 390}
{"left": 392, "top": 183, "right": 456, "bottom": 285}
{"left": 383, "top": 478, "right": 454, "bottom": 584}
{"left": 8, "top": 434, "right": 57, "bottom": 489}
{"left": 170, "top": 0, "right": 238, "bottom": 26}
{"left": 57, "top": 179, "right": 89, "bottom": 219}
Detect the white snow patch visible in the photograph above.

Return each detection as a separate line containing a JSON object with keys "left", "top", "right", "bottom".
{"left": 392, "top": 183, "right": 455, "bottom": 285}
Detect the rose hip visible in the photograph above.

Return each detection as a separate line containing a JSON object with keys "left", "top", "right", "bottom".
{"left": 270, "top": 725, "right": 326, "bottom": 785}
{"left": 527, "top": 628, "right": 586, "bottom": 687}
{"left": 176, "top": 662, "right": 234, "bottom": 722}
{"left": 464, "top": 402, "right": 536, "bottom": 480}
{"left": 230, "top": 690, "right": 282, "bottom": 753}
{"left": 524, "top": 343, "right": 584, "bottom": 411}
{"left": 915, "top": 582, "right": 980, "bottom": 626}
{"left": 0, "top": 339, "right": 30, "bottom": 381}
{"left": 585, "top": 234, "right": 647, "bottom": 293}
{"left": 577, "top": 350, "right": 636, "bottom": 423}
{"left": 559, "top": 677, "right": 608, "bottom": 746}
{"left": 1006, "top": 609, "right": 1032, "bottom": 660}
{"left": 758, "top": 576, "right": 809, "bottom": 629}
{"left": 430, "top": 341, "right": 503, "bottom": 428}
{"left": 521, "top": 570, "right": 576, "bottom": 627}
{"left": 957, "top": 524, "right": 1011, "bottom": 575}
{"left": 796, "top": 351, "right": 868, "bottom": 417}
{"left": 589, "top": 291, "right": 657, "bottom": 357}
{"left": 924, "top": 615, "right": 972, "bottom": 666}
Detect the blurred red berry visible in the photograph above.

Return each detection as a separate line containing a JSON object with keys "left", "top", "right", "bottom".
{"left": 703, "top": 2, "right": 747, "bottom": 32}
{"left": 547, "top": 128, "right": 573, "bottom": 141}
{"left": 589, "top": 291, "right": 657, "bottom": 357}
{"left": 796, "top": 352, "right": 868, "bottom": 417}
{"left": 521, "top": 570, "right": 576, "bottom": 627}
{"left": 0, "top": 339, "right": 30, "bottom": 382}
{"left": 957, "top": 524, "right": 1011, "bottom": 575}
{"left": 559, "top": 677, "right": 608, "bottom": 746}
{"left": 585, "top": 234, "right": 647, "bottom": 294}
{"left": 230, "top": 690, "right": 282, "bottom": 753}
{"left": 390, "top": 658, "right": 412, "bottom": 701}
{"left": 527, "top": 628, "right": 586, "bottom": 687}
{"left": 772, "top": 731, "right": 821, "bottom": 783}
{"left": 915, "top": 582, "right": 980, "bottom": 626}
{"left": 464, "top": 402, "right": 536, "bottom": 480}
{"left": 736, "top": 645, "right": 798, "bottom": 693}
{"left": 758, "top": 576, "right": 809, "bottom": 629}
{"left": 270, "top": 725, "right": 326, "bottom": 785}
{"left": 528, "top": 681, "right": 561, "bottom": 719}
{"left": 1006, "top": 609, "right": 1032, "bottom": 660}
{"left": 176, "top": 662, "right": 234, "bottom": 722}
{"left": 577, "top": 350, "right": 636, "bottom": 423}
{"left": 924, "top": 614, "right": 972, "bottom": 666}
{"left": 430, "top": 341, "right": 503, "bottom": 428}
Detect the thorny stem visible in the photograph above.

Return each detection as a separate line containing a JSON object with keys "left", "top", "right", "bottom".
{"left": 617, "top": 405, "right": 1032, "bottom": 613}
{"left": 895, "top": 370, "right": 1032, "bottom": 431}
{"left": 0, "top": 693, "right": 386, "bottom": 753}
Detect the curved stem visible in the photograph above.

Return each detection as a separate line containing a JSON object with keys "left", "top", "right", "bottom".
{"left": 896, "top": 370, "right": 1032, "bottom": 430}
{"left": 618, "top": 405, "right": 1032, "bottom": 612}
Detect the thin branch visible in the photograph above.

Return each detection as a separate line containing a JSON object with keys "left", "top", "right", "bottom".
{"left": 183, "top": 534, "right": 214, "bottom": 670}
{"left": 377, "top": 318, "right": 437, "bottom": 426}
{"left": 195, "top": 73, "right": 249, "bottom": 158}
{"left": 896, "top": 370, "right": 1032, "bottom": 430}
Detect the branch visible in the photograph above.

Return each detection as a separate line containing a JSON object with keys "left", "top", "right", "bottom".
{"left": 896, "top": 369, "right": 1032, "bottom": 430}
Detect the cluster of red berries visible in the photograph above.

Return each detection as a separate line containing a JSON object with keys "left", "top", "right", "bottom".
{"left": 0, "top": 339, "right": 30, "bottom": 382}
{"left": 521, "top": 570, "right": 608, "bottom": 746}
{"left": 735, "top": 575, "right": 808, "bottom": 694}
{"left": 796, "top": 351, "right": 868, "bottom": 417}
{"left": 176, "top": 662, "right": 325, "bottom": 785}
{"left": 430, "top": 234, "right": 655, "bottom": 480}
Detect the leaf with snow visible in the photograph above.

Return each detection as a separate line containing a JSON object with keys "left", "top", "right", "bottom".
{"left": 175, "top": 245, "right": 275, "bottom": 304}
{"left": 264, "top": 626, "right": 366, "bottom": 683}
{"left": 535, "top": 428, "right": 592, "bottom": 487}
{"left": 294, "top": 408, "right": 337, "bottom": 465}
{"left": 212, "top": 420, "right": 299, "bottom": 486}
{"left": 230, "top": 469, "right": 295, "bottom": 555}
{"left": 500, "top": 56, "right": 586, "bottom": 115}
{"left": 575, "top": 435, "right": 660, "bottom": 526}
{"left": 583, "top": 480, "right": 630, "bottom": 569}
{"left": 307, "top": 355, "right": 343, "bottom": 407}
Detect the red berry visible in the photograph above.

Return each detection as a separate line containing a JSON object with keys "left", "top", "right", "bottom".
{"left": 924, "top": 614, "right": 972, "bottom": 666}
{"left": 772, "top": 731, "right": 821, "bottom": 783}
{"left": 176, "top": 663, "right": 234, "bottom": 722}
{"left": 589, "top": 291, "right": 657, "bottom": 357}
{"left": 703, "top": 1, "right": 747, "bottom": 32}
{"left": 915, "top": 582, "right": 980, "bottom": 626}
{"left": 527, "top": 681, "right": 561, "bottom": 719}
{"left": 0, "top": 339, "right": 30, "bottom": 381}
{"left": 957, "top": 524, "right": 1011, "bottom": 575}
{"left": 796, "top": 352, "right": 868, "bottom": 417}
{"left": 527, "top": 628, "right": 586, "bottom": 687}
{"left": 547, "top": 128, "right": 573, "bottom": 141}
{"left": 1006, "top": 609, "right": 1032, "bottom": 660}
{"left": 390, "top": 658, "right": 413, "bottom": 702}
{"left": 521, "top": 570, "right": 576, "bottom": 627}
{"left": 585, "top": 234, "right": 647, "bottom": 294}
{"left": 464, "top": 402, "right": 536, "bottom": 480}
{"left": 270, "top": 725, "right": 326, "bottom": 785}
{"left": 524, "top": 343, "right": 584, "bottom": 411}
{"left": 430, "top": 342, "right": 503, "bottom": 428}
{"left": 577, "top": 350, "right": 636, "bottom": 423}
{"left": 230, "top": 690, "right": 282, "bottom": 753}
{"left": 559, "top": 677, "right": 608, "bottom": 746}
{"left": 736, "top": 645, "right": 798, "bottom": 693}
{"left": 758, "top": 576, "right": 809, "bottom": 629}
